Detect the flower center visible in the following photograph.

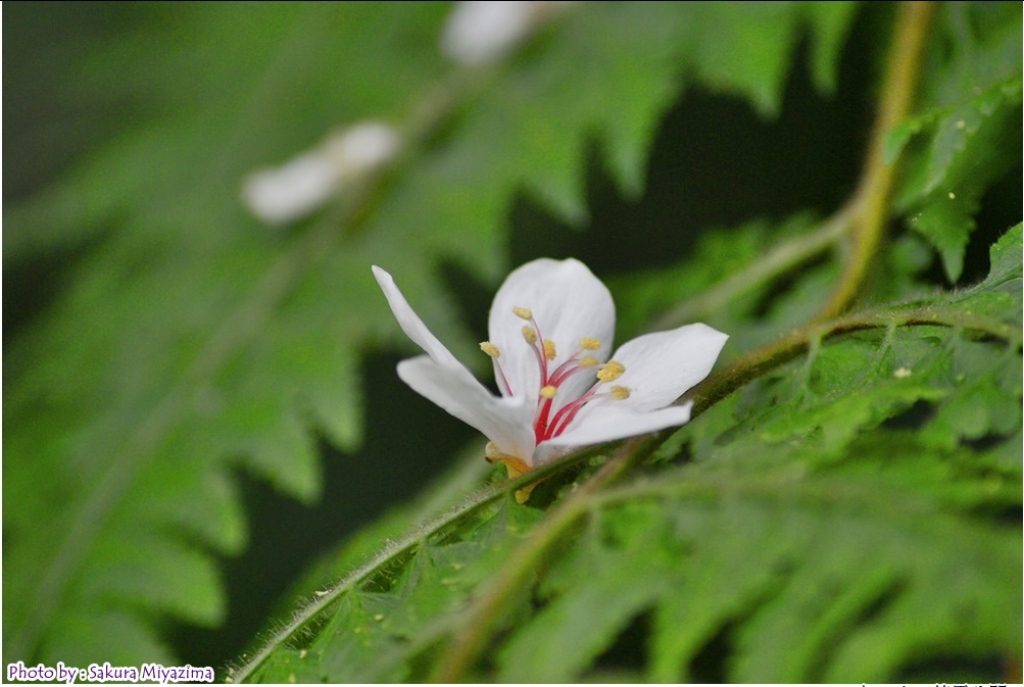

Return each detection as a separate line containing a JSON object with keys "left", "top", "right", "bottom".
{"left": 480, "top": 306, "right": 630, "bottom": 444}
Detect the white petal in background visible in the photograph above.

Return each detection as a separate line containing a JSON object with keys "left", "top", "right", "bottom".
{"left": 440, "top": 1, "right": 579, "bottom": 66}
{"left": 243, "top": 122, "right": 399, "bottom": 225}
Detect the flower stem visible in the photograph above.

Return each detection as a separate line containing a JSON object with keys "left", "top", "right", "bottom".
{"left": 430, "top": 435, "right": 659, "bottom": 682}
{"left": 813, "top": 1, "right": 935, "bottom": 321}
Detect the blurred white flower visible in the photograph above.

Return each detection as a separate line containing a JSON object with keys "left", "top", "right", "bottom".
{"left": 440, "top": 1, "right": 578, "bottom": 66}
{"left": 242, "top": 122, "right": 399, "bottom": 225}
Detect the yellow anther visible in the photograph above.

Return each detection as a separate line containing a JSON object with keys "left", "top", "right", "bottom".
{"left": 579, "top": 338, "right": 601, "bottom": 350}
{"left": 543, "top": 340, "right": 557, "bottom": 360}
{"left": 522, "top": 326, "right": 537, "bottom": 344}
{"left": 540, "top": 385, "right": 557, "bottom": 399}
{"left": 597, "top": 360, "right": 625, "bottom": 383}
{"left": 479, "top": 341, "right": 501, "bottom": 358}
{"left": 610, "top": 385, "right": 630, "bottom": 400}
{"left": 512, "top": 306, "right": 533, "bottom": 320}
{"left": 578, "top": 356, "right": 598, "bottom": 368}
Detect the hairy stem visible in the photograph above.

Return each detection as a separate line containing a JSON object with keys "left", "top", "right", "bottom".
{"left": 814, "top": 1, "right": 935, "bottom": 321}
{"left": 230, "top": 442, "right": 608, "bottom": 683}
{"left": 687, "top": 300, "right": 1020, "bottom": 418}
{"left": 430, "top": 436, "right": 658, "bottom": 682}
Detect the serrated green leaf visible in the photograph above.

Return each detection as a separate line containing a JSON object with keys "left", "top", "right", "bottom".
{"left": 902, "top": 77, "right": 1021, "bottom": 281}
{"left": 973, "top": 221, "right": 1023, "bottom": 306}
{"left": 676, "top": 2, "right": 854, "bottom": 117}
{"left": 890, "top": 1, "right": 1023, "bottom": 281}
{"left": 496, "top": 518, "right": 674, "bottom": 682}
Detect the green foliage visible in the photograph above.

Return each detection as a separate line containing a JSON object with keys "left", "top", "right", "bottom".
{"left": 3, "top": 0, "right": 858, "bottom": 666}
{"left": 5, "top": 4, "right": 454, "bottom": 663}
{"left": 236, "top": 225, "right": 1024, "bottom": 683}
{"left": 888, "top": 2, "right": 1022, "bottom": 282}
{"left": 4, "top": 1, "right": 1020, "bottom": 681}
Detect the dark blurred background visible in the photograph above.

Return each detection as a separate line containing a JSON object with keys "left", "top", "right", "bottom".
{"left": 4, "top": 1, "right": 1019, "bottom": 670}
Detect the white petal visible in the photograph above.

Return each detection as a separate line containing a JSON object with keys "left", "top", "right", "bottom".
{"left": 242, "top": 151, "right": 338, "bottom": 225}
{"left": 398, "top": 356, "right": 537, "bottom": 463}
{"left": 488, "top": 258, "right": 615, "bottom": 404}
{"left": 610, "top": 323, "right": 728, "bottom": 412}
{"left": 325, "top": 122, "right": 400, "bottom": 174}
{"left": 535, "top": 403, "right": 693, "bottom": 463}
{"left": 372, "top": 266, "right": 463, "bottom": 369}
{"left": 440, "top": 1, "right": 534, "bottom": 65}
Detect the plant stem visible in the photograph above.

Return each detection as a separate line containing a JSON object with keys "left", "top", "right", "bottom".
{"left": 814, "top": 1, "right": 935, "bottom": 321}
{"left": 687, "top": 300, "right": 1020, "bottom": 418}
{"left": 430, "top": 435, "right": 658, "bottom": 682}
{"left": 650, "top": 206, "right": 855, "bottom": 331}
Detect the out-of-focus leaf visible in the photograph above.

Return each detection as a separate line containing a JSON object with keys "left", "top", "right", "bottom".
{"left": 3, "top": 2, "right": 453, "bottom": 666}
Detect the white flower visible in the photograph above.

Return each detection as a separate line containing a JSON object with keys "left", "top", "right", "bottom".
{"left": 372, "top": 258, "right": 727, "bottom": 488}
{"left": 242, "top": 122, "right": 400, "bottom": 225}
{"left": 440, "top": 1, "right": 579, "bottom": 66}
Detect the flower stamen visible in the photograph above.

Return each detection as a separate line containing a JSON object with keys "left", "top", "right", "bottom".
{"left": 609, "top": 385, "right": 630, "bottom": 400}
{"left": 480, "top": 340, "right": 513, "bottom": 396}
{"left": 596, "top": 361, "right": 625, "bottom": 383}
{"left": 510, "top": 308, "right": 630, "bottom": 444}
{"left": 520, "top": 312, "right": 554, "bottom": 389}
{"left": 547, "top": 346, "right": 602, "bottom": 388}
{"left": 512, "top": 306, "right": 533, "bottom": 320}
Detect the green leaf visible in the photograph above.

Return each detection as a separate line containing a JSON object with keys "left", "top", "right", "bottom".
{"left": 889, "top": 2, "right": 1023, "bottom": 281}
{"left": 495, "top": 510, "right": 676, "bottom": 682}
{"left": 676, "top": 2, "right": 856, "bottom": 116}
